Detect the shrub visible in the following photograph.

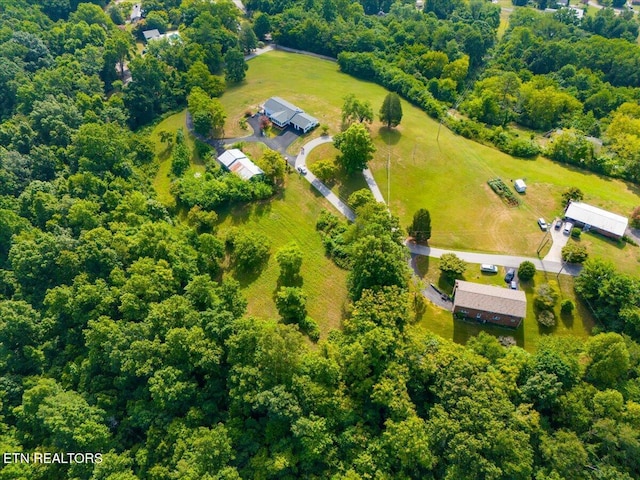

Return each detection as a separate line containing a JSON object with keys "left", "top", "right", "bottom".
{"left": 562, "top": 243, "right": 588, "bottom": 264}
{"left": 562, "top": 187, "right": 584, "bottom": 206}
{"left": 502, "top": 137, "right": 540, "bottom": 158}
{"left": 561, "top": 299, "right": 575, "bottom": 314}
{"left": 517, "top": 261, "right": 536, "bottom": 281}
{"left": 321, "top": 124, "right": 329, "bottom": 136}
{"left": 534, "top": 283, "right": 559, "bottom": 311}
{"left": 299, "top": 316, "right": 320, "bottom": 342}
{"left": 439, "top": 253, "right": 466, "bottom": 280}
{"left": 537, "top": 309, "right": 556, "bottom": 327}
{"left": 571, "top": 227, "right": 581, "bottom": 239}
{"left": 631, "top": 206, "right": 640, "bottom": 228}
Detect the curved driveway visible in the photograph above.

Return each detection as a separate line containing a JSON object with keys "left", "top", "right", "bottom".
{"left": 234, "top": 47, "right": 579, "bottom": 278}
{"left": 295, "top": 135, "right": 580, "bottom": 276}
{"left": 295, "top": 136, "right": 356, "bottom": 221}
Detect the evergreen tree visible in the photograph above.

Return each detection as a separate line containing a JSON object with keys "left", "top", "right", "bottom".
{"left": 379, "top": 92, "right": 403, "bottom": 128}
{"left": 408, "top": 208, "right": 431, "bottom": 243}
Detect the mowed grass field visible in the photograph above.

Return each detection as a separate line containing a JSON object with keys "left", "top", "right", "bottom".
{"left": 150, "top": 110, "right": 206, "bottom": 207}
{"left": 215, "top": 174, "right": 349, "bottom": 340}
{"left": 223, "top": 50, "right": 639, "bottom": 270}
{"left": 411, "top": 255, "right": 595, "bottom": 352}
{"left": 148, "top": 110, "right": 349, "bottom": 339}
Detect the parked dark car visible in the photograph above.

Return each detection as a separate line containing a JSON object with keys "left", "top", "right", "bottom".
{"left": 504, "top": 268, "right": 515, "bottom": 282}
{"left": 554, "top": 219, "right": 562, "bottom": 230}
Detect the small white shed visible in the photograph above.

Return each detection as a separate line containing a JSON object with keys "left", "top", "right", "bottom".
{"left": 514, "top": 179, "right": 527, "bottom": 193}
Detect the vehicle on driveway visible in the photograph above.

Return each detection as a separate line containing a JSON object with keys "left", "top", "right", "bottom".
{"left": 563, "top": 222, "right": 574, "bottom": 235}
{"left": 480, "top": 264, "right": 498, "bottom": 273}
{"left": 510, "top": 281, "right": 517, "bottom": 290}
{"left": 537, "top": 218, "right": 548, "bottom": 231}
{"left": 555, "top": 219, "right": 562, "bottom": 230}
{"left": 504, "top": 268, "right": 516, "bottom": 282}
{"left": 297, "top": 166, "right": 307, "bottom": 175}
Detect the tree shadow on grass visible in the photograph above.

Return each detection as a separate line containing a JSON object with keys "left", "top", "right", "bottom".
{"left": 560, "top": 311, "right": 574, "bottom": 329}
{"left": 378, "top": 126, "right": 402, "bottom": 146}
{"left": 232, "top": 261, "right": 268, "bottom": 288}
{"left": 337, "top": 171, "right": 369, "bottom": 203}
{"left": 453, "top": 317, "right": 525, "bottom": 348}
{"left": 410, "top": 254, "right": 430, "bottom": 278}
{"left": 437, "top": 273, "right": 456, "bottom": 295}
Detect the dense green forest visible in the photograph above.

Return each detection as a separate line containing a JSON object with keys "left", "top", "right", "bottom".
{"left": 1, "top": 0, "right": 640, "bottom": 478}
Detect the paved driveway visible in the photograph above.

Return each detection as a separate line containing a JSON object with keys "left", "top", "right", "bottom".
{"left": 543, "top": 219, "right": 570, "bottom": 263}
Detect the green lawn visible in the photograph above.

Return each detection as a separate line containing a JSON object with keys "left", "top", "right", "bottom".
{"left": 149, "top": 110, "right": 206, "bottom": 207}
{"left": 216, "top": 173, "right": 349, "bottom": 340}
{"left": 368, "top": 105, "right": 640, "bottom": 259}
{"left": 306, "top": 142, "right": 369, "bottom": 203}
{"left": 567, "top": 233, "right": 640, "bottom": 276}
{"left": 219, "top": 51, "right": 640, "bottom": 272}
{"left": 147, "top": 108, "right": 349, "bottom": 340}
{"left": 411, "top": 256, "right": 595, "bottom": 352}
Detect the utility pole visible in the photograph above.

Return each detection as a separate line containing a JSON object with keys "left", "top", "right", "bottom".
{"left": 536, "top": 230, "right": 550, "bottom": 256}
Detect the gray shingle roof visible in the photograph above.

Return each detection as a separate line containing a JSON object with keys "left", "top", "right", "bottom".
{"left": 453, "top": 280, "right": 527, "bottom": 318}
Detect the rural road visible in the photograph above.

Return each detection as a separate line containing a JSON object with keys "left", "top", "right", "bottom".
{"left": 295, "top": 135, "right": 579, "bottom": 276}
{"left": 405, "top": 241, "right": 582, "bottom": 276}
{"left": 235, "top": 47, "right": 581, "bottom": 278}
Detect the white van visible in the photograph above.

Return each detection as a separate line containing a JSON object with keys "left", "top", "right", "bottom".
{"left": 480, "top": 264, "right": 498, "bottom": 273}
{"left": 563, "top": 222, "right": 574, "bottom": 235}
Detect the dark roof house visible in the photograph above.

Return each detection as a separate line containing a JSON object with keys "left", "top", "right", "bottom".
{"left": 263, "top": 97, "right": 319, "bottom": 133}
{"left": 453, "top": 280, "right": 527, "bottom": 328}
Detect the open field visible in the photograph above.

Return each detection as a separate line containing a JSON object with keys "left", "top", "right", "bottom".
{"left": 368, "top": 108, "right": 640, "bottom": 258}
{"left": 411, "top": 255, "right": 595, "bottom": 352}
{"left": 216, "top": 173, "right": 350, "bottom": 340}
{"left": 149, "top": 110, "right": 206, "bottom": 206}
{"left": 567, "top": 233, "right": 640, "bottom": 276}
{"left": 218, "top": 51, "right": 640, "bottom": 270}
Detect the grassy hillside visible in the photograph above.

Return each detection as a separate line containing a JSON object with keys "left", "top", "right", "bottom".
{"left": 220, "top": 51, "right": 639, "bottom": 271}
{"left": 216, "top": 173, "right": 349, "bottom": 340}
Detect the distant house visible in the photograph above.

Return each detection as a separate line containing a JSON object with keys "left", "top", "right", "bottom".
{"left": 564, "top": 201, "right": 628, "bottom": 240}
{"left": 263, "top": 97, "right": 319, "bottom": 133}
{"left": 217, "top": 149, "right": 264, "bottom": 181}
{"left": 569, "top": 5, "right": 584, "bottom": 19}
{"left": 142, "top": 29, "right": 161, "bottom": 42}
{"left": 452, "top": 280, "right": 527, "bottom": 328}
{"left": 131, "top": 4, "right": 142, "bottom": 22}
{"left": 514, "top": 179, "right": 527, "bottom": 193}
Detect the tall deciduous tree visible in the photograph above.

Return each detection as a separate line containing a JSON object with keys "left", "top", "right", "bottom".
{"left": 255, "top": 149, "right": 286, "bottom": 185}
{"left": 187, "top": 87, "right": 226, "bottom": 137}
{"left": 379, "top": 93, "right": 403, "bottom": 129}
{"left": 408, "top": 208, "right": 431, "bottom": 244}
{"left": 342, "top": 93, "right": 373, "bottom": 128}
{"left": 333, "top": 123, "right": 376, "bottom": 175}
{"left": 224, "top": 48, "right": 248, "bottom": 84}
{"left": 276, "top": 242, "right": 303, "bottom": 284}
{"left": 439, "top": 253, "right": 466, "bottom": 280}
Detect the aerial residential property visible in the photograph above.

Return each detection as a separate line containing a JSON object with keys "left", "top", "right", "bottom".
{"left": 263, "top": 97, "right": 319, "bottom": 133}
{"left": 217, "top": 149, "right": 264, "bottom": 180}
{"left": 2, "top": 0, "right": 640, "bottom": 478}
{"left": 564, "top": 201, "right": 629, "bottom": 240}
{"left": 452, "top": 280, "right": 527, "bottom": 328}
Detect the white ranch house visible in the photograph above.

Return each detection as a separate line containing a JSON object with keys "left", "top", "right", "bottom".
{"left": 263, "top": 97, "right": 319, "bottom": 133}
